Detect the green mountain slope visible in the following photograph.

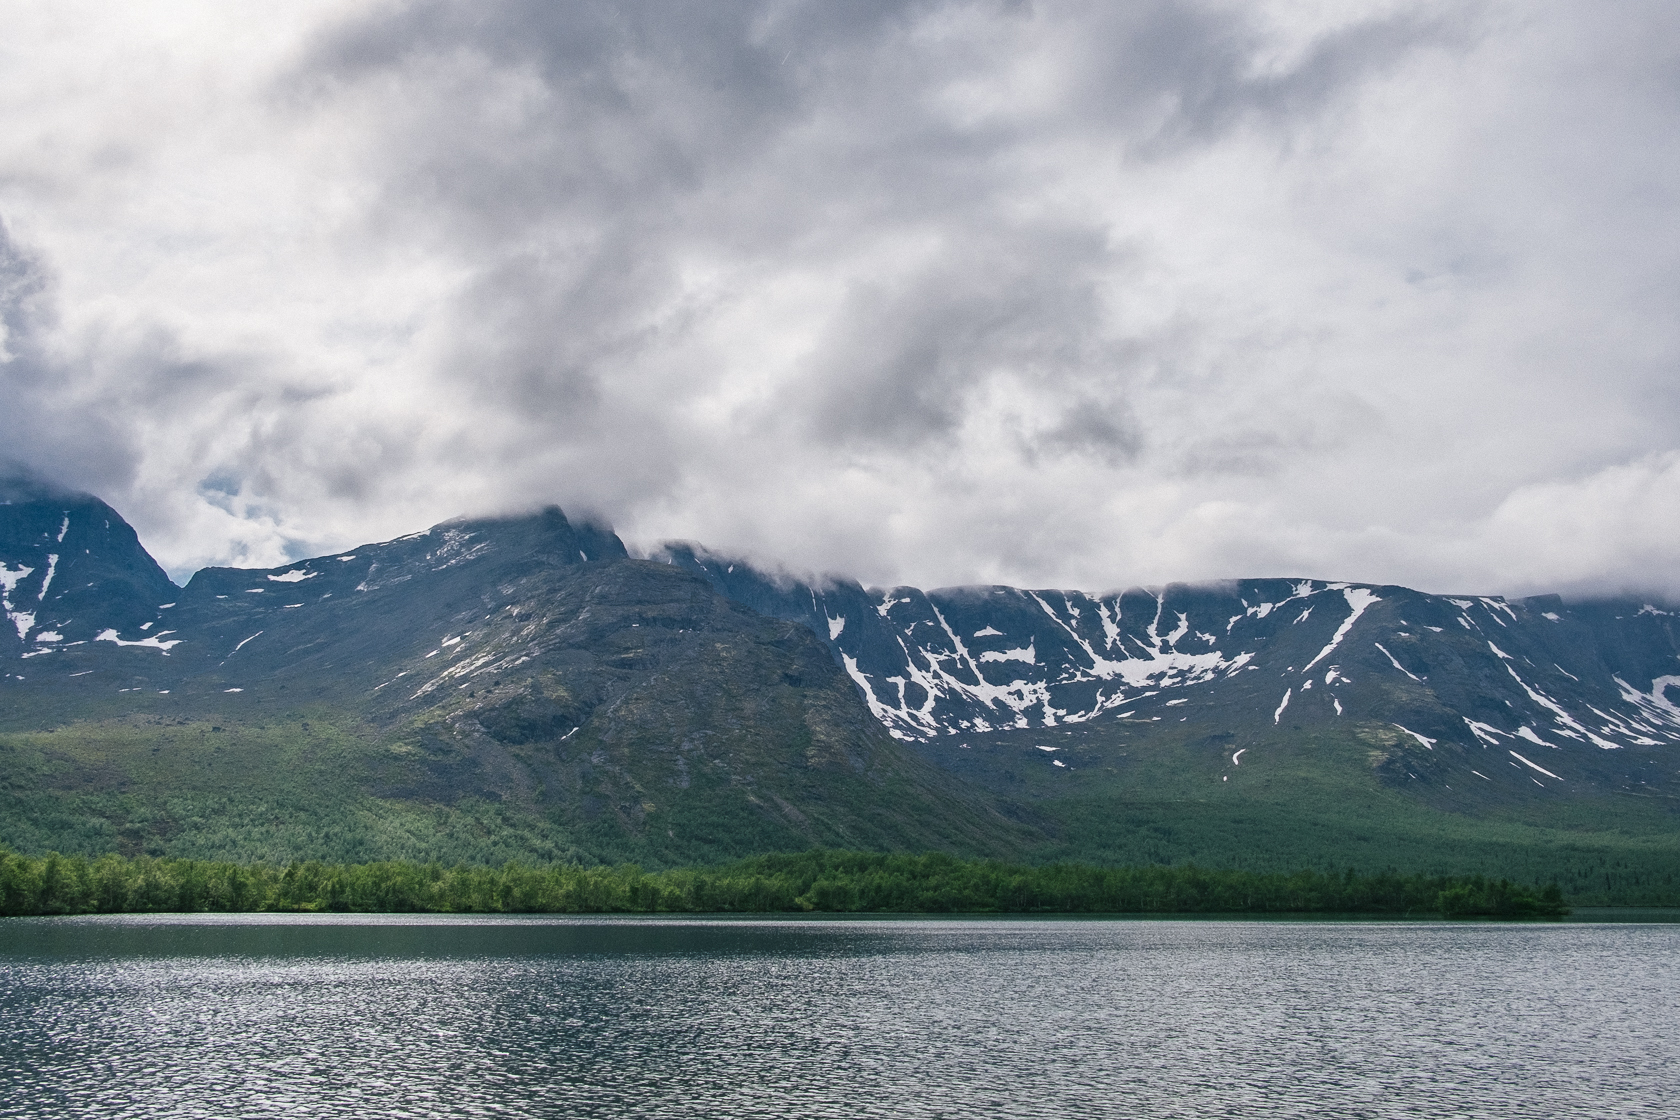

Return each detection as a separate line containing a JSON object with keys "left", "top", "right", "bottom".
{"left": 656, "top": 546, "right": 1680, "bottom": 901}
{"left": 2, "top": 486, "right": 1677, "bottom": 901}
{"left": 0, "top": 499, "right": 1035, "bottom": 866}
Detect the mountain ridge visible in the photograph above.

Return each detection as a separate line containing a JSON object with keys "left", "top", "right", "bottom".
{"left": 0, "top": 488, "right": 1038, "bottom": 867}
{"left": 656, "top": 543, "right": 1680, "bottom": 760}
{"left": 3, "top": 486, "right": 1678, "bottom": 899}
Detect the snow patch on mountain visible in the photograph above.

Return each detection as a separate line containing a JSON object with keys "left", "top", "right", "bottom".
{"left": 1615, "top": 675, "right": 1680, "bottom": 728}
{"left": 0, "top": 563, "right": 37, "bottom": 639}
{"left": 1375, "top": 642, "right": 1422, "bottom": 681}
{"left": 1302, "top": 588, "right": 1380, "bottom": 672}
{"left": 1393, "top": 724, "right": 1436, "bottom": 749}
{"left": 95, "top": 629, "right": 183, "bottom": 653}
{"left": 1464, "top": 719, "right": 1506, "bottom": 746}
{"left": 1509, "top": 750, "right": 1562, "bottom": 780}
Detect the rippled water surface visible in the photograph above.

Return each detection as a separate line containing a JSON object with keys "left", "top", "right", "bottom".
{"left": 2, "top": 916, "right": 1676, "bottom": 1118}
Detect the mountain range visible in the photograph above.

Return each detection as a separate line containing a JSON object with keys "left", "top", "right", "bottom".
{"left": 3, "top": 477, "right": 1678, "bottom": 901}
{"left": 660, "top": 542, "right": 1680, "bottom": 797}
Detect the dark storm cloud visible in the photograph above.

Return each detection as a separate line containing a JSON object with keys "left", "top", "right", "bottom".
{"left": 0, "top": 222, "right": 137, "bottom": 495}
{"left": 293, "top": 1, "right": 823, "bottom": 235}
{"left": 276, "top": 0, "right": 1435, "bottom": 475}
{"left": 791, "top": 227, "right": 1129, "bottom": 449}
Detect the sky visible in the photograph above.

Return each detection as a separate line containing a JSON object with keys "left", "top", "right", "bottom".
{"left": 2, "top": 1, "right": 1679, "bottom": 599}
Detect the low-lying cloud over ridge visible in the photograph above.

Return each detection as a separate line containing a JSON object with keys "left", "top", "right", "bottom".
{"left": 2, "top": 1, "right": 1678, "bottom": 597}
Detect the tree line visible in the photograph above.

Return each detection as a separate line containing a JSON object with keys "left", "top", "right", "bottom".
{"left": 0, "top": 848, "right": 1568, "bottom": 918}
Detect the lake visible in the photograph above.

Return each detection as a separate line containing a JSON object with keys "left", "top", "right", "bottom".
{"left": 1, "top": 916, "right": 1675, "bottom": 1118}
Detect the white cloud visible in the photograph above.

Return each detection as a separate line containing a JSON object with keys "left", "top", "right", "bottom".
{"left": 1470, "top": 452, "right": 1680, "bottom": 598}
{"left": 1, "top": 1, "right": 1678, "bottom": 599}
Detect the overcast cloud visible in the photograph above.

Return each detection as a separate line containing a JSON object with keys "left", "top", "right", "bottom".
{"left": 2, "top": 0, "right": 1678, "bottom": 598}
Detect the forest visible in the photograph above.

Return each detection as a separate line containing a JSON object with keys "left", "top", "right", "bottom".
{"left": 0, "top": 848, "right": 1568, "bottom": 918}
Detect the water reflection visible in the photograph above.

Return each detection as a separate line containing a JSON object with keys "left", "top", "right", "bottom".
{"left": 2, "top": 917, "right": 1675, "bottom": 1118}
